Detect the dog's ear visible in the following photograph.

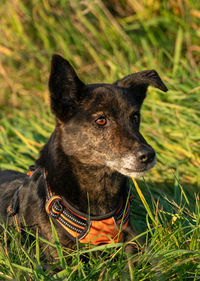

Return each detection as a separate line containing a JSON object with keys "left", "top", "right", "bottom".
{"left": 115, "top": 70, "right": 168, "bottom": 105}
{"left": 49, "top": 54, "right": 85, "bottom": 120}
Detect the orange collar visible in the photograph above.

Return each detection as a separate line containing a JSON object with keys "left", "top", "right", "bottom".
{"left": 29, "top": 168, "right": 132, "bottom": 245}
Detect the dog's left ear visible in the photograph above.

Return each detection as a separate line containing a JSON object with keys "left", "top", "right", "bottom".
{"left": 114, "top": 70, "right": 168, "bottom": 105}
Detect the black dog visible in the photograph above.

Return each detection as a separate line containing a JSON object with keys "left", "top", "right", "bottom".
{"left": 0, "top": 55, "right": 167, "bottom": 257}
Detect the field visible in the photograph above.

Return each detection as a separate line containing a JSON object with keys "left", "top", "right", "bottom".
{"left": 0, "top": 0, "right": 200, "bottom": 280}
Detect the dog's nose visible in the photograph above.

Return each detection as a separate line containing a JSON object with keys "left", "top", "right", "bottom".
{"left": 136, "top": 148, "right": 155, "bottom": 164}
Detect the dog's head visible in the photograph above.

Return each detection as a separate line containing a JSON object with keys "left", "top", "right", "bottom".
{"left": 49, "top": 55, "right": 167, "bottom": 178}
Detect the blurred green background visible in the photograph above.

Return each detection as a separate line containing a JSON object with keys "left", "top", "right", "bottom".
{"left": 0, "top": 0, "right": 199, "bottom": 194}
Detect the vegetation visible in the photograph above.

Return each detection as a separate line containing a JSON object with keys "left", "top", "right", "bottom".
{"left": 0, "top": 0, "right": 199, "bottom": 280}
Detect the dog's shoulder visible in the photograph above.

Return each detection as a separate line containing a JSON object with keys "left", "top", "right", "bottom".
{"left": 0, "top": 170, "right": 27, "bottom": 220}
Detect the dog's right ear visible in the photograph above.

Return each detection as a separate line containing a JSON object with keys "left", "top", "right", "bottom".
{"left": 49, "top": 54, "right": 85, "bottom": 121}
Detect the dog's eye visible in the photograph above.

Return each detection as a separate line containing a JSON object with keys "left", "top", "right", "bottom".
{"left": 131, "top": 113, "right": 140, "bottom": 125}
{"left": 95, "top": 117, "right": 107, "bottom": 126}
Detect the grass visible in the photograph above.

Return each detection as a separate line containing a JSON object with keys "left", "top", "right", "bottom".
{"left": 0, "top": 0, "right": 200, "bottom": 280}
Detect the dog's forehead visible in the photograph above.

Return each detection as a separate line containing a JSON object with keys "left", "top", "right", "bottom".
{"left": 88, "top": 84, "right": 122, "bottom": 101}
{"left": 83, "top": 83, "right": 138, "bottom": 113}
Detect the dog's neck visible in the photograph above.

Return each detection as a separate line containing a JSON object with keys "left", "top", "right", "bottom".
{"left": 36, "top": 132, "right": 127, "bottom": 216}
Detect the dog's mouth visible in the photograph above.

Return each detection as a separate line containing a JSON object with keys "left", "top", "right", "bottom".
{"left": 106, "top": 156, "right": 156, "bottom": 178}
{"left": 119, "top": 167, "right": 150, "bottom": 178}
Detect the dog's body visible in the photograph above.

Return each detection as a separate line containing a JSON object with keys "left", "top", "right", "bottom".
{"left": 0, "top": 55, "right": 167, "bottom": 254}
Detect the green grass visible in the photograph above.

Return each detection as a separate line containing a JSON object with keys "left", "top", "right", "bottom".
{"left": 0, "top": 0, "right": 200, "bottom": 280}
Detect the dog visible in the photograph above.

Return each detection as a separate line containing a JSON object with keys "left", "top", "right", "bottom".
{"left": 0, "top": 55, "right": 167, "bottom": 258}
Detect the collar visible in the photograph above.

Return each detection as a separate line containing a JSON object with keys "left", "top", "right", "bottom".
{"left": 42, "top": 170, "right": 132, "bottom": 245}
{"left": 17, "top": 167, "right": 133, "bottom": 245}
